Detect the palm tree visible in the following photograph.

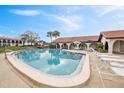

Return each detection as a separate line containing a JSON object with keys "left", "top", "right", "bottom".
{"left": 52, "top": 30, "right": 60, "bottom": 39}
{"left": 47, "top": 31, "right": 53, "bottom": 42}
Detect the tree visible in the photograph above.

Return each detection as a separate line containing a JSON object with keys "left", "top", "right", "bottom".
{"left": 19, "top": 31, "right": 40, "bottom": 46}
{"left": 47, "top": 31, "right": 53, "bottom": 42}
{"left": 47, "top": 30, "right": 60, "bottom": 42}
{"left": 20, "top": 34, "right": 29, "bottom": 46}
{"left": 52, "top": 30, "right": 60, "bottom": 39}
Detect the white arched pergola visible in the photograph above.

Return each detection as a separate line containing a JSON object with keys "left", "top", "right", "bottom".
{"left": 73, "top": 41, "right": 81, "bottom": 49}
{"left": 56, "top": 41, "right": 96, "bottom": 50}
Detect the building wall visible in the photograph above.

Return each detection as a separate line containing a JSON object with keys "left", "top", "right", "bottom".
{"left": 0, "top": 39, "right": 32, "bottom": 47}
{"left": 101, "top": 36, "right": 107, "bottom": 45}
{"left": 101, "top": 36, "right": 124, "bottom": 53}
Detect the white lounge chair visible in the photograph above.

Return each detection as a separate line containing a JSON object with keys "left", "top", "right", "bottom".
{"left": 96, "top": 57, "right": 124, "bottom": 82}
{"left": 98, "top": 54, "right": 124, "bottom": 59}
{"left": 100, "top": 57, "right": 124, "bottom": 63}
{"left": 110, "top": 62, "right": 124, "bottom": 68}
{"left": 90, "top": 48, "right": 124, "bottom": 83}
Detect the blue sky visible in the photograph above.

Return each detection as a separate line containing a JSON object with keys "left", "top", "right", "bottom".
{"left": 0, "top": 5, "right": 124, "bottom": 42}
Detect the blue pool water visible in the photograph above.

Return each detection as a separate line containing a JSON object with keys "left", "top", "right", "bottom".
{"left": 16, "top": 49, "right": 84, "bottom": 76}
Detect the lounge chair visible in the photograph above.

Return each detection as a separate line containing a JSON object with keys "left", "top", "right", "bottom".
{"left": 97, "top": 57, "right": 124, "bottom": 76}
{"left": 98, "top": 54, "right": 124, "bottom": 59}
{"left": 90, "top": 48, "right": 124, "bottom": 82}
{"left": 100, "top": 57, "right": 124, "bottom": 63}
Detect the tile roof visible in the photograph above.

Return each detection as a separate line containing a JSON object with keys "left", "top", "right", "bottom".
{"left": 53, "top": 36, "right": 99, "bottom": 43}
{"left": 100, "top": 30, "right": 124, "bottom": 39}
{"left": 0, "top": 37, "right": 20, "bottom": 40}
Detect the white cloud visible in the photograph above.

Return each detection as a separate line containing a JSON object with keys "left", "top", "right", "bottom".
{"left": 116, "top": 13, "right": 124, "bottom": 18}
{"left": 98, "top": 6, "right": 124, "bottom": 16}
{"left": 118, "top": 21, "right": 124, "bottom": 25}
{"left": 55, "top": 15, "right": 81, "bottom": 31}
{"left": 10, "top": 9, "right": 40, "bottom": 16}
{"left": 37, "top": 9, "right": 84, "bottom": 32}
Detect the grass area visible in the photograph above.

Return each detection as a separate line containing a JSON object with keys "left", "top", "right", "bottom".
{"left": 0, "top": 46, "right": 35, "bottom": 53}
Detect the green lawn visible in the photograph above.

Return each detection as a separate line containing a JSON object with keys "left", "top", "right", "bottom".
{"left": 0, "top": 46, "right": 35, "bottom": 53}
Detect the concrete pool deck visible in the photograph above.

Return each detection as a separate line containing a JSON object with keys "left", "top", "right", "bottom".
{"left": 0, "top": 50, "right": 124, "bottom": 88}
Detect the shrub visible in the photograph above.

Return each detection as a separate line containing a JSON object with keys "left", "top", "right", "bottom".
{"left": 95, "top": 42, "right": 106, "bottom": 53}
{"left": 97, "top": 48, "right": 105, "bottom": 53}
{"left": 0, "top": 46, "right": 35, "bottom": 53}
{"left": 48, "top": 45, "right": 56, "bottom": 49}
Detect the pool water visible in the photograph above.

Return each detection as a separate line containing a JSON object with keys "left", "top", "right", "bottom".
{"left": 16, "top": 49, "right": 84, "bottom": 76}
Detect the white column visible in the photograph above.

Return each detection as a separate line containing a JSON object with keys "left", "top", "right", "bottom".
{"left": 108, "top": 40, "right": 114, "bottom": 54}
{"left": 59, "top": 43, "right": 63, "bottom": 49}
{"left": 56, "top": 44, "right": 58, "bottom": 48}
{"left": 77, "top": 43, "right": 80, "bottom": 49}
{"left": 74, "top": 43, "right": 80, "bottom": 49}
{"left": 108, "top": 44, "right": 113, "bottom": 53}
{"left": 66, "top": 43, "right": 71, "bottom": 49}
{"left": 10, "top": 40, "right": 13, "bottom": 46}
{"left": 85, "top": 43, "right": 91, "bottom": 50}
{"left": 6, "top": 40, "right": 8, "bottom": 46}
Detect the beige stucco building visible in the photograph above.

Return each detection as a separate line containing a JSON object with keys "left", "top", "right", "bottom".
{"left": 0, "top": 37, "right": 35, "bottom": 47}
{"left": 53, "top": 30, "right": 124, "bottom": 54}
{"left": 99, "top": 30, "right": 124, "bottom": 54}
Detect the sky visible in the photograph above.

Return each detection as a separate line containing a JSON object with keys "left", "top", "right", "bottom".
{"left": 0, "top": 5, "right": 124, "bottom": 42}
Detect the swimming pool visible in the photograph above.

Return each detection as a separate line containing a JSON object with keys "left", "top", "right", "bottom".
{"left": 16, "top": 49, "right": 84, "bottom": 76}
{"left": 7, "top": 49, "right": 90, "bottom": 87}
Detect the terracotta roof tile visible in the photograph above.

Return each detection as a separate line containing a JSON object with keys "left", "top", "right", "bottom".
{"left": 0, "top": 37, "right": 20, "bottom": 41}
{"left": 101, "top": 30, "right": 124, "bottom": 39}
{"left": 53, "top": 36, "right": 99, "bottom": 43}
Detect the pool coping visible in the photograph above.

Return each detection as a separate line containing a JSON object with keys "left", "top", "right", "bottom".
{"left": 6, "top": 50, "right": 90, "bottom": 87}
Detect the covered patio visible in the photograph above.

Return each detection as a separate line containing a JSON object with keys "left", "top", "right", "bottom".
{"left": 53, "top": 36, "right": 99, "bottom": 50}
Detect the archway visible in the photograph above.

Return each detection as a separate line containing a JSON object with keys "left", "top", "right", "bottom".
{"left": 12, "top": 40, "right": 15, "bottom": 46}
{"left": 74, "top": 41, "right": 81, "bottom": 49}
{"left": 62, "top": 43, "right": 68, "bottom": 49}
{"left": 56, "top": 43, "right": 60, "bottom": 49}
{"left": 89, "top": 43, "right": 97, "bottom": 50}
{"left": 70, "top": 43, "right": 76, "bottom": 49}
{"left": 3, "top": 40, "right": 6, "bottom": 46}
{"left": 16, "top": 40, "right": 18, "bottom": 46}
{"left": 113, "top": 40, "right": 124, "bottom": 54}
{"left": 0, "top": 40, "right": 1, "bottom": 46}
{"left": 79, "top": 43, "right": 87, "bottom": 50}
{"left": 105, "top": 41, "right": 108, "bottom": 52}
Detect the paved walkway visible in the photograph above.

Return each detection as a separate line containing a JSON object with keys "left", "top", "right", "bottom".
{"left": 0, "top": 52, "right": 124, "bottom": 88}
{"left": 0, "top": 53, "right": 30, "bottom": 88}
